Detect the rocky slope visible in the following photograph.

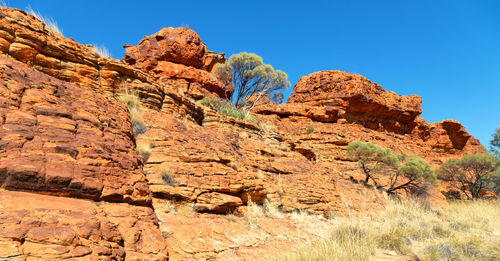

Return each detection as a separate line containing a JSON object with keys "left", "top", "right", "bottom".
{"left": 0, "top": 7, "right": 485, "bottom": 260}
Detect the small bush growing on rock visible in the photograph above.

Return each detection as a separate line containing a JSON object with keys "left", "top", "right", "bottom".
{"left": 438, "top": 153, "right": 498, "bottom": 199}
{"left": 200, "top": 96, "right": 260, "bottom": 125}
{"left": 490, "top": 127, "right": 500, "bottom": 159}
{"left": 117, "top": 90, "right": 146, "bottom": 136}
{"left": 161, "top": 169, "right": 176, "bottom": 185}
{"left": 347, "top": 141, "right": 436, "bottom": 193}
{"left": 306, "top": 126, "right": 314, "bottom": 134}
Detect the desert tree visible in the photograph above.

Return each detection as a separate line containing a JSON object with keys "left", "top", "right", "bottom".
{"left": 347, "top": 141, "right": 436, "bottom": 193}
{"left": 490, "top": 127, "right": 500, "bottom": 160}
{"left": 214, "top": 52, "right": 290, "bottom": 112}
{"left": 438, "top": 154, "right": 498, "bottom": 199}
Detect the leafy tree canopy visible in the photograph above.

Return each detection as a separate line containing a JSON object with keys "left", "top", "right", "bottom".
{"left": 347, "top": 141, "right": 436, "bottom": 193}
{"left": 490, "top": 127, "right": 500, "bottom": 159}
{"left": 439, "top": 153, "right": 498, "bottom": 199}
{"left": 214, "top": 52, "right": 290, "bottom": 111}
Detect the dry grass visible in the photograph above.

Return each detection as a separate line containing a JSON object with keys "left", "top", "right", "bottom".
{"left": 26, "top": 7, "right": 63, "bottom": 36}
{"left": 136, "top": 141, "right": 153, "bottom": 161}
{"left": 280, "top": 198, "right": 500, "bottom": 261}
{"left": 91, "top": 44, "right": 111, "bottom": 58}
{"left": 164, "top": 200, "right": 196, "bottom": 218}
{"left": 117, "top": 90, "right": 146, "bottom": 136}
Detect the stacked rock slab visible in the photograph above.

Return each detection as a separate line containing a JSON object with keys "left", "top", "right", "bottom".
{"left": 123, "top": 27, "right": 233, "bottom": 100}
{"left": 0, "top": 6, "right": 488, "bottom": 261}
{"left": 0, "top": 8, "right": 167, "bottom": 259}
{"left": 255, "top": 70, "right": 483, "bottom": 166}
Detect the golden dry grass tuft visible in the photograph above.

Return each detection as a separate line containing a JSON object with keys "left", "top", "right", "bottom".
{"left": 136, "top": 141, "right": 153, "bottom": 161}
{"left": 26, "top": 7, "right": 63, "bottom": 36}
{"left": 117, "top": 90, "right": 146, "bottom": 136}
{"left": 280, "top": 198, "right": 500, "bottom": 261}
{"left": 91, "top": 44, "right": 111, "bottom": 58}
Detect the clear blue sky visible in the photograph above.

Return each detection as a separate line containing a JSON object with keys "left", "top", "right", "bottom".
{"left": 7, "top": 0, "right": 500, "bottom": 147}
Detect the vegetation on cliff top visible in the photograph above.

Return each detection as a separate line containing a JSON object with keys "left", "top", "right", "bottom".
{"left": 215, "top": 52, "right": 290, "bottom": 111}
{"left": 200, "top": 95, "right": 260, "bottom": 125}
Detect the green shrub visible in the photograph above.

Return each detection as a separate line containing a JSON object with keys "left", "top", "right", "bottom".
{"left": 306, "top": 126, "right": 314, "bottom": 134}
{"left": 347, "top": 141, "right": 436, "bottom": 193}
{"left": 200, "top": 96, "right": 260, "bottom": 125}
{"left": 438, "top": 153, "right": 498, "bottom": 199}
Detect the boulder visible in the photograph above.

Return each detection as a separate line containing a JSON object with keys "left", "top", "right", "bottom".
{"left": 123, "top": 27, "right": 234, "bottom": 99}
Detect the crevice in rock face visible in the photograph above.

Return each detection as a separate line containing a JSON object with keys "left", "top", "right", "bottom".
{"left": 294, "top": 147, "right": 316, "bottom": 161}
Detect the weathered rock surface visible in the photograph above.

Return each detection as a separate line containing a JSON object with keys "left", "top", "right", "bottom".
{"left": 0, "top": 56, "right": 151, "bottom": 205}
{"left": 0, "top": 8, "right": 167, "bottom": 259}
{"left": 0, "top": 6, "right": 488, "bottom": 261}
{"left": 0, "top": 190, "right": 167, "bottom": 260}
{"left": 0, "top": 7, "right": 164, "bottom": 109}
{"left": 285, "top": 70, "right": 423, "bottom": 133}
{"left": 123, "top": 27, "right": 233, "bottom": 99}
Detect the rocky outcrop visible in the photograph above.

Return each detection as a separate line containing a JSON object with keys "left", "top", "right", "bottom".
{"left": 255, "top": 70, "right": 482, "bottom": 165}
{"left": 0, "top": 6, "right": 487, "bottom": 261}
{"left": 123, "top": 27, "right": 233, "bottom": 99}
{"left": 0, "top": 53, "right": 167, "bottom": 260}
{"left": 0, "top": 190, "right": 167, "bottom": 260}
{"left": 260, "top": 70, "right": 423, "bottom": 133}
{"left": 0, "top": 8, "right": 168, "bottom": 259}
{"left": 0, "top": 8, "right": 164, "bottom": 109}
{"left": 0, "top": 56, "right": 150, "bottom": 205}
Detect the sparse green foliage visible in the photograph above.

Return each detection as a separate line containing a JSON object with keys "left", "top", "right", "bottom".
{"left": 490, "top": 127, "right": 500, "bottom": 160}
{"left": 347, "top": 141, "right": 436, "bottom": 193}
{"left": 117, "top": 90, "right": 146, "bottom": 136}
{"left": 439, "top": 154, "right": 498, "bottom": 199}
{"left": 200, "top": 96, "right": 260, "bottom": 125}
{"left": 306, "top": 126, "right": 314, "bottom": 134}
{"left": 215, "top": 52, "right": 290, "bottom": 111}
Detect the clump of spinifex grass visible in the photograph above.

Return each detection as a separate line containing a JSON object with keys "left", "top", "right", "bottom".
{"left": 117, "top": 89, "right": 146, "bottom": 136}
{"left": 279, "top": 198, "right": 500, "bottom": 261}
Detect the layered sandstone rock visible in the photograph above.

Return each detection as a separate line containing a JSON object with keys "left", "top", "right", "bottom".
{"left": 0, "top": 53, "right": 167, "bottom": 260}
{"left": 0, "top": 7, "right": 164, "bottom": 109}
{"left": 0, "top": 190, "right": 167, "bottom": 260}
{"left": 260, "top": 70, "right": 423, "bottom": 133}
{"left": 255, "top": 70, "right": 482, "bottom": 165}
{"left": 0, "top": 6, "right": 488, "bottom": 261}
{"left": 123, "top": 27, "right": 233, "bottom": 99}
{"left": 0, "top": 56, "right": 150, "bottom": 205}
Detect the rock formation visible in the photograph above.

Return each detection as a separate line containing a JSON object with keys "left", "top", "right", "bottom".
{"left": 123, "top": 27, "right": 233, "bottom": 100}
{"left": 0, "top": 6, "right": 487, "bottom": 260}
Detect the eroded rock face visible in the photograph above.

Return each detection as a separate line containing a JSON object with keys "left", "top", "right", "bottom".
{"left": 0, "top": 56, "right": 151, "bottom": 205}
{"left": 0, "top": 190, "right": 167, "bottom": 260}
{"left": 123, "top": 27, "right": 234, "bottom": 99}
{"left": 0, "top": 6, "right": 487, "bottom": 261}
{"left": 0, "top": 7, "right": 164, "bottom": 109}
{"left": 285, "top": 70, "right": 423, "bottom": 133}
